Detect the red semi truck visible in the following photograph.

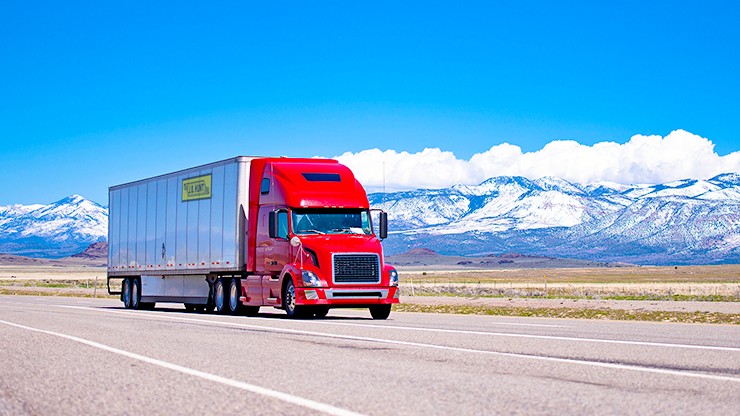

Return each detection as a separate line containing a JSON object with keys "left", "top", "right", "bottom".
{"left": 107, "top": 156, "right": 399, "bottom": 319}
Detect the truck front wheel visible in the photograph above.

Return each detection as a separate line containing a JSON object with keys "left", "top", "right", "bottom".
{"left": 314, "top": 307, "right": 330, "bottom": 318}
{"left": 283, "top": 278, "right": 307, "bottom": 319}
{"left": 369, "top": 305, "right": 392, "bottom": 320}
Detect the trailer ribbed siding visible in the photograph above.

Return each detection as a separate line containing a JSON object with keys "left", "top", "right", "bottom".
{"left": 107, "top": 157, "right": 253, "bottom": 276}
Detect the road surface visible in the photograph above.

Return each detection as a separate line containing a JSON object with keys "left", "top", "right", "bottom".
{"left": 1, "top": 295, "right": 738, "bottom": 415}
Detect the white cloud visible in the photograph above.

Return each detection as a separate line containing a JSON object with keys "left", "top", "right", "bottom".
{"left": 335, "top": 130, "right": 740, "bottom": 191}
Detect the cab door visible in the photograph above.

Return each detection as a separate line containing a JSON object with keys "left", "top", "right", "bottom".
{"left": 264, "top": 208, "right": 290, "bottom": 273}
{"left": 256, "top": 207, "right": 290, "bottom": 304}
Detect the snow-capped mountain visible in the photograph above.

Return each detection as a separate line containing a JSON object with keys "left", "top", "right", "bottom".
{"left": 0, "top": 195, "right": 107, "bottom": 258}
{"left": 370, "top": 173, "right": 740, "bottom": 265}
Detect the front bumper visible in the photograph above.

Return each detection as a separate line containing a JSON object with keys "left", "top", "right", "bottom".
{"left": 295, "top": 286, "right": 400, "bottom": 306}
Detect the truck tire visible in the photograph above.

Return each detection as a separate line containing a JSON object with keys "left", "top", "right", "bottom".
{"left": 369, "top": 305, "right": 391, "bottom": 320}
{"left": 131, "top": 278, "right": 142, "bottom": 310}
{"left": 313, "top": 307, "right": 330, "bottom": 318}
{"left": 122, "top": 278, "right": 132, "bottom": 309}
{"left": 228, "top": 278, "right": 243, "bottom": 315}
{"left": 214, "top": 278, "right": 228, "bottom": 314}
{"left": 283, "top": 278, "right": 307, "bottom": 319}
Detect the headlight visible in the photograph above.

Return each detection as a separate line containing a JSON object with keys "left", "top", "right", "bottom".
{"left": 301, "top": 271, "right": 324, "bottom": 287}
{"left": 389, "top": 268, "right": 399, "bottom": 286}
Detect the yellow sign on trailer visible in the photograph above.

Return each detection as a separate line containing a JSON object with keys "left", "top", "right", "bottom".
{"left": 182, "top": 174, "right": 212, "bottom": 201}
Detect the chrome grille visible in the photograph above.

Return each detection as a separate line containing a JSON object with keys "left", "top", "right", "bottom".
{"left": 333, "top": 254, "right": 381, "bottom": 284}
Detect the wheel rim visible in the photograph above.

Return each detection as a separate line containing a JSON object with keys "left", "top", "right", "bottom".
{"left": 286, "top": 282, "right": 295, "bottom": 313}
{"left": 215, "top": 281, "right": 224, "bottom": 310}
{"left": 229, "top": 281, "right": 238, "bottom": 310}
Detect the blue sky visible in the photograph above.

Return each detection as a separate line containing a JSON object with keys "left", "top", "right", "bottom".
{"left": 1, "top": 1, "right": 739, "bottom": 205}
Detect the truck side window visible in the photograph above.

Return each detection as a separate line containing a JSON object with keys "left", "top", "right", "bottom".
{"left": 260, "top": 178, "right": 270, "bottom": 194}
{"left": 277, "top": 211, "right": 289, "bottom": 239}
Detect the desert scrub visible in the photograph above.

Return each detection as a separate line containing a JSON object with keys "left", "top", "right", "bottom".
{"left": 0, "top": 288, "right": 116, "bottom": 298}
{"left": 0, "top": 279, "right": 111, "bottom": 289}
{"left": 393, "top": 303, "right": 740, "bottom": 325}
{"left": 405, "top": 282, "right": 740, "bottom": 302}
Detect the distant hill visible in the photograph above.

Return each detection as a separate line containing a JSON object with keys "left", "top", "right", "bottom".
{"left": 0, "top": 242, "right": 107, "bottom": 267}
{"left": 386, "top": 248, "right": 621, "bottom": 270}
{"left": 71, "top": 241, "right": 108, "bottom": 260}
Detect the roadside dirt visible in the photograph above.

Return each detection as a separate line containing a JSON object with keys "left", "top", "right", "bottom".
{"left": 399, "top": 296, "right": 740, "bottom": 314}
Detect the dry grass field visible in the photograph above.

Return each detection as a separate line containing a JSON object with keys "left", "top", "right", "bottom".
{"left": 0, "top": 265, "right": 106, "bottom": 281}
{"left": 400, "top": 264, "right": 740, "bottom": 284}
{"left": 399, "top": 265, "right": 740, "bottom": 302}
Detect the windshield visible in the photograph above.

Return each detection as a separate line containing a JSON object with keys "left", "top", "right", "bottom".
{"left": 292, "top": 209, "right": 373, "bottom": 236}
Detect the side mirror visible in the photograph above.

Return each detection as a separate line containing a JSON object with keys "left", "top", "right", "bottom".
{"left": 268, "top": 211, "right": 278, "bottom": 239}
{"left": 379, "top": 212, "right": 388, "bottom": 239}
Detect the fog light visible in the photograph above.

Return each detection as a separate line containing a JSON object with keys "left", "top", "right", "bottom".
{"left": 305, "top": 290, "right": 319, "bottom": 300}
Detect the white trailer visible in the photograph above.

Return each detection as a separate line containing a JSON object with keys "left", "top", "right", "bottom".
{"left": 107, "top": 157, "right": 252, "bottom": 308}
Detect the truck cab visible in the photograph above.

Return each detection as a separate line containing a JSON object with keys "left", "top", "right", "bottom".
{"left": 247, "top": 159, "right": 399, "bottom": 319}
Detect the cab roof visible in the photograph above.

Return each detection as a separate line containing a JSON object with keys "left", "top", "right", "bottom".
{"left": 265, "top": 159, "right": 370, "bottom": 208}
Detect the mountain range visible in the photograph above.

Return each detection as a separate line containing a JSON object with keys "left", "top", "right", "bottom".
{"left": 1, "top": 173, "right": 738, "bottom": 264}
{"left": 0, "top": 195, "right": 107, "bottom": 258}
{"left": 369, "top": 173, "right": 740, "bottom": 265}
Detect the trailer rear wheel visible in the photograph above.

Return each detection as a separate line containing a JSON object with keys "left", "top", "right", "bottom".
{"left": 283, "top": 279, "right": 307, "bottom": 319}
{"left": 228, "top": 278, "right": 243, "bottom": 315}
{"left": 122, "top": 278, "right": 132, "bottom": 309}
{"left": 214, "top": 278, "right": 228, "bottom": 314}
{"left": 131, "top": 278, "right": 142, "bottom": 310}
{"left": 369, "top": 305, "right": 391, "bottom": 320}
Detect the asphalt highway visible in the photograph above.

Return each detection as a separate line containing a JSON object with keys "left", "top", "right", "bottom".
{"left": 1, "top": 295, "right": 738, "bottom": 415}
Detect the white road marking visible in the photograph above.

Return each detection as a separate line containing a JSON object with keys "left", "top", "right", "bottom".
{"left": 0, "top": 318, "right": 365, "bottom": 416}
{"left": 50, "top": 304, "right": 740, "bottom": 352}
{"left": 52, "top": 305, "right": 740, "bottom": 383}
{"left": 300, "top": 319, "right": 740, "bottom": 352}
{"left": 3, "top": 297, "right": 564, "bottom": 328}
{"left": 316, "top": 310, "right": 568, "bottom": 328}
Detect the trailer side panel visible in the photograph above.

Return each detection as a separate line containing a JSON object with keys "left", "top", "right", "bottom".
{"left": 108, "top": 157, "right": 253, "bottom": 277}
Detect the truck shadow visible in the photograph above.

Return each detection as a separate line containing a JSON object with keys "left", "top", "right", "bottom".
{"left": 106, "top": 306, "right": 376, "bottom": 320}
